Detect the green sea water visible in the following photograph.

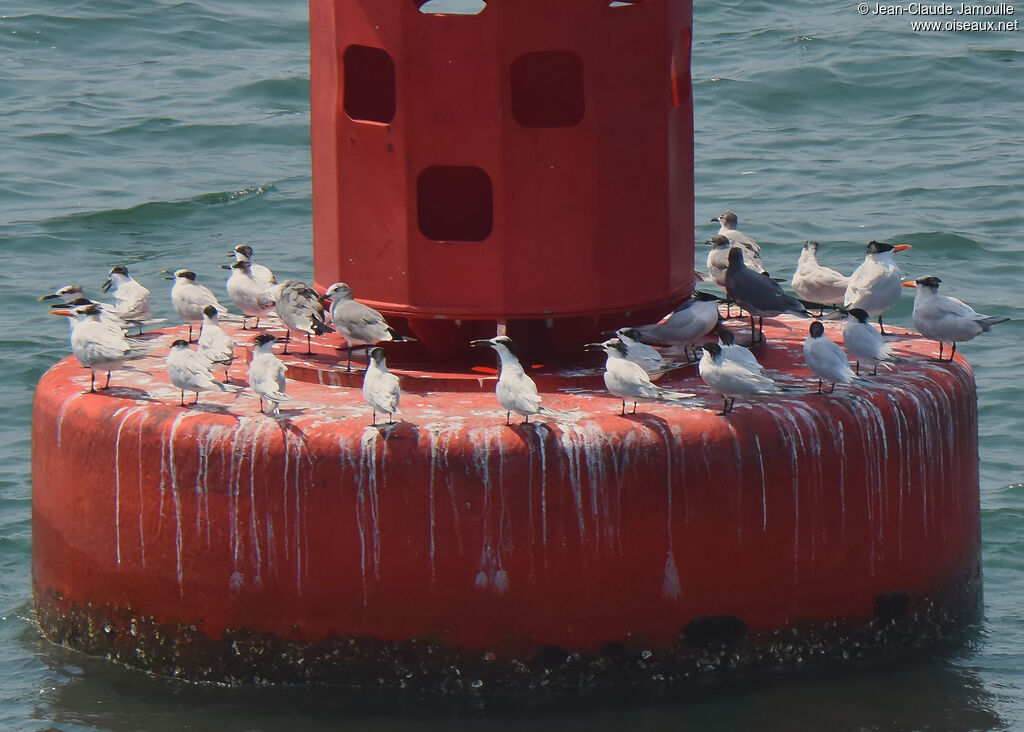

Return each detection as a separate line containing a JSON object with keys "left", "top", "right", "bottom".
{"left": 2, "top": 1, "right": 1022, "bottom": 729}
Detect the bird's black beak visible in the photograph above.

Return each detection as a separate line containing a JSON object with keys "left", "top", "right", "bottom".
{"left": 583, "top": 342, "right": 604, "bottom": 352}
{"left": 38, "top": 293, "right": 59, "bottom": 302}
{"left": 469, "top": 339, "right": 489, "bottom": 348}
{"left": 220, "top": 263, "right": 232, "bottom": 270}
{"left": 710, "top": 217, "right": 720, "bottom": 223}
{"left": 100, "top": 279, "right": 112, "bottom": 293}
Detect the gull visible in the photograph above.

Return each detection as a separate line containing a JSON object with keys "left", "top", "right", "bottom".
{"left": 101, "top": 265, "right": 152, "bottom": 333}
{"left": 363, "top": 346, "right": 401, "bottom": 425}
{"left": 228, "top": 244, "right": 277, "bottom": 287}
{"left": 224, "top": 260, "right": 276, "bottom": 328}
{"left": 803, "top": 320, "right": 858, "bottom": 393}
{"left": 613, "top": 327, "right": 678, "bottom": 380}
{"left": 630, "top": 291, "right": 722, "bottom": 360}
{"left": 706, "top": 234, "right": 767, "bottom": 288}
{"left": 843, "top": 240, "right": 912, "bottom": 334}
{"left": 249, "top": 333, "right": 290, "bottom": 415}
{"left": 585, "top": 338, "right": 695, "bottom": 415}
{"left": 903, "top": 276, "right": 1009, "bottom": 361}
{"left": 712, "top": 210, "right": 761, "bottom": 254}
{"left": 52, "top": 303, "right": 152, "bottom": 392}
{"left": 269, "top": 279, "right": 333, "bottom": 354}
{"left": 324, "top": 282, "right": 415, "bottom": 371}
{"left": 843, "top": 307, "right": 894, "bottom": 375}
{"left": 698, "top": 342, "right": 781, "bottom": 415}
{"left": 725, "top": 247, "right": 808, "bottom": 343}
{"left": 470, "top": 335, "right": 556, "bottom": 425}
{"left": 197, "top": 305, "right": 235, "bottom": 379}
{"left": 165, "top": 339, "right": 237, "bottom": 406}
{"left": 716, "top": 326, "right": 764, "bottom": 374}
{"left": 166, "top": 269, "right": 228, "bottom": 341}
{"left": 791, "top": 241, "right": 849, "bottom": 307}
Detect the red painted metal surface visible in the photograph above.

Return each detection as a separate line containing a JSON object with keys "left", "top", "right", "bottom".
{"left": 32, "top": 318, "right": 981, "bottom": 672}
{"left": 309, "top": 0, "right": 695, "bottom": 360}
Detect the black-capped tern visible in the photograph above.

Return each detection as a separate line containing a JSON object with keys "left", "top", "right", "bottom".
{"left": 716, "top": 326, "right": 764, "bottom": 374}
{"left": 724, "top": 247, "right": 808, "bottom": 343}
{"left": 197, "top": 305, "right": 236, "bottom": 379}
{"left": 842, "top": 308, "right": 894, "bottom": 375}
{"left": 613, "top": 327, "right": 678, "bottom": 380}
{"left": 227, "top": 244, "right": 277, "bottom": 287}
{"left": 698, "top": 342, "right": 781, "bottom": 415}
{"left": 843, "top": 241, "right": 911, "bottom": 334}
{"left": 166, "top": 269, "right": 229, "bottom": 341}
{"left": 803, "top": 320, "right": 858, "bottom": 393}
{"left": 52, "top": 303, "right": 152, "bottom": 392}
{"left": 585, "top": 338, "right": 695, "bottom": 415}
{"left": 470, "top": 335, "right": 556, "bottom": 425}
{"left": 630, "top": 291, "right": 722, "bottom": 360}
{"left": 224, "top": 260, "right": 277, "bottom": 329}
{"left": 101, "top": 265, "right": 152, "bottom": 333}
{"left": 902, "top": 276, "right": 1009, "bottom": 361}
{"left": 363, "top": 346, "right": 401, "bottom": 425}
{"left": 165, "top": 339, "right": 237, "bottom": 406}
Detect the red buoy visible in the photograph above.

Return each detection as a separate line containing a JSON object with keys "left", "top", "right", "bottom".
{"left": 31, "top": 0, "right": 981, "bottom": 693}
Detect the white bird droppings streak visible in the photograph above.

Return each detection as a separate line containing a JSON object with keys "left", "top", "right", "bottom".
{"left": 113, "top": 406, "right": 146, "bottom": 566}
{"left": 166, "top": 411, "right": 189, "bottom": 594}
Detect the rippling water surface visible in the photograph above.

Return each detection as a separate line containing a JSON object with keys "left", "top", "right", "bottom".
{"left": 2, "top": 1, "right": 1022, "bottom": 729}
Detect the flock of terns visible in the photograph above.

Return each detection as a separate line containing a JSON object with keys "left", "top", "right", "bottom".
{"left": 42, "top": 213, "right": 1009, "bottom": 425}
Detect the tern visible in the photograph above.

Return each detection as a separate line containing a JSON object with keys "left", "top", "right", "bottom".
{"left": 706, "top": 234, "right": 767, "bottom": 288}
{"left": 165, "top": 339, "right": 237, "bottom": 406}
{"left": 166, "top": 269, "right": 228, "bottom": 341}
{"left": 249, "top": 333, "right": 290, "bottom": 415}
{"left": 842, "top": 307, "right": 894, "bottom": 375}
{"left": 843, "top": 240, "right": 912, "bottom": 334}
{"left": 716, "top": 327, "right": 764, "bottom": 374}
{"left": 585, "top": 338, "right": 695, "bottom": 415}
{"left": 324, "top": 282, "right": 415, "bottom": 371}
{"left": 52, "top": 303, "right": 152, "bottom": 392}
{"left": 224, "top": 260, "right": 276, "bottom": 328}
{"left": 630, "top": 291, "right": 721, "bottom": 360}
{"left": 698, "top": 342, "right": 781, "bottom": 415}
{"left": 101, "top": 265, "right": 152, "bottom": 333}
{"left": 362, "top": 347, "right": 401, "bottom": 425}
{"left": 791, "top": 241, "right": 849, "bottom": 307}
{"left": 40, "top": 287, "right": 126, "bottom": 330}
{"left": 228, "top": 244, "right": 277, "bottom": 287}
{"left": 711, "top": 210, "right": 761, "bottom": 255}
{"left": 196, "top": 304, "right": 236, "bottom": 378}
{"left": 724, "top": 247, "right": 808, "bottom": 343}
{"left": 470, "top": 335, "right": 556, "bottom": 425}
{"left": 902, "top": 276, "right": 1009, "bottom": 361}
{"left": 803, "top": 320, "right": 858, "bottom": 393}
{"left": 613, "top": 327, "right": 678, "bottom": 380}
{"left": 270, "top": 279, "right": 333, "bottom": 354}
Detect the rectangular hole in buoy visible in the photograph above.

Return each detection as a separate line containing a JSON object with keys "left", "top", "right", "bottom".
{"left": 415, "top": 0, "right": 487, "bottom": 14}
{"left": 343, "top": 45, "right": 396, "bottom": 124}
{"left": 417, "top": 166, "right": 493, "bottom": 242}
{"left": 510, "top": 50, "right": 585, "bottom": 128}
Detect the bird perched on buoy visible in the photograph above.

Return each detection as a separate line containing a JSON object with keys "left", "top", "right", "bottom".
{"left": 39, "top": 286, "right": 127, "bottom": 330}
{"left": 165, "top": 339, "right": 237, "bottom": 406}
{"left": 52, "top": 302, "right": 152, "bottom": 393}
{"left": 228, "top": 244, "right": 277, "bottom": 287}
{"left": 324, "top": 282, "right": 415, "bottom": 371}
{"left": 363, "top": 347, "right": 401, "bottom": 425}
{"left": 101, "top": 265, "right": 152, "bottom": 333}
{"left": 842, "top": 307, "right": 894, "bottom": 375}
{"left": 166, "top": 269, "right": 229, "bottom": 342}
{"left": 712, "top": 210, "right": 761, "bottom": 255}
{"left": 791, "top": 241, "right": 849, "bottom": 307}
{"left": 585, "top": 338, "right": 694, "bottom": 415}
{"left": 902, "top": 276, "right": 1009, "bottom": 361}
{"left": 629, "top": 291, "right": 722, "bottom": 360}
{"left": 706, "top": 234, "right": 767, "bottom": 289}
{"left": 843, "top": 240, "right": 912, "bottom": 334}
{"left": 725, "top": 247, "right": 808, "bottom": 344}
{"left": 697, "top": 342, "right": 781, "bottom": 415}
{"left": 612, "top": 327, "right": 678, "bottom": 380}
{"left": 803, "top": 320, "right": 858, "bottom": 393}
{"left": 249, "top": 333, "right": 290, "bottom": 415}
{"left": 223, "top": 260, "right": 277, "bottom": 329}
{"left": 270, "top": 280, "right": 333, "bottom": 354}
{"left": 715, "top": 327, "right": 764, "bottom": 374}
{"left": 470, "top": 335, "right": 556, "bottom": 425}
{"left": 196, "top": 305, "right": 235, "bottom": 379}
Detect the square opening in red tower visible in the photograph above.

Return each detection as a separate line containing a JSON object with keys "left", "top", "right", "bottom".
{"left": 510, "top": 51, "right": 585, "bottom": 128}
{"left": 343, "top": 45, "right": 396, "bottom": 124}
{"left": 417, "top": 166, "right": 493, "bottom": 242}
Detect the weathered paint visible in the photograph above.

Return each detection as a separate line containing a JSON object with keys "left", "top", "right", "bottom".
{"left": 32, "top": 318, "right": 982, "bottom": 688}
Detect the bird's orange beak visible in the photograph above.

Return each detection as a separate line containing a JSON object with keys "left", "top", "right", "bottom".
{"left": 901, "top": 281, "right": 917, "bottom": 288}
{"left": 50, "top": 310, "right": 75, "bottom": 317}
{"left": 893, "top": 244, "right": 912, "bottom": 252}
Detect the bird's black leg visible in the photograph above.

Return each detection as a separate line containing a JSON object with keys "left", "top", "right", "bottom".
{"left": 104, "top": 371, "right": 112, "bottom": 389}
{"left": 89, "top": 371, "right": 96, "bottom": 393}
{"left": 179, "top": 389, "right": 185, "bottom": 406}
{"left": 871, "top": 362, "right": 878, "bottom": 376}
{"left": 948, "top": 342, "right": 957, "bottom": 361}
{"left": 346, "top": 348, "right": 354, "bottom": 372}
{"left": 854, "top": 361, "right": 860, "bottom": 375}
{"left": 193, "top": 392, "right": 200, "bottom": 405}
{"left": 817, "top": 379, "right": 823, "bottom": 394}
{"left": 306, "top": 333, "right": 312, "bottom": 355}
{"left": 506, "top": 410, "right": 511, "bottom": 426}
{"left": 620, "top": 400, "right": 627, "bottom": 416}
{"left": 259, "top": 397, "right": 265, "bottom": 413}
{"left": 877, "top": 315, "right": 887, "bottom": 335}
{"left": 282, "top": 331, "right": 290, "bottom": 355}
{"left": 632, "top": 402, "right": 638, "bottom": 414}
{"left": 372, "top": 410, "right": 377, "bottom": 426}
{"left": 188, "top": 323, "right": 194, "bottom": 342}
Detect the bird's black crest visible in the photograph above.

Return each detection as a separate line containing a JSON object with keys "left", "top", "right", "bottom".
{"left": 176, "top": 270, "right": 197, "bottom": 280}
{"left": 809, "top": 320, "right": 825, "bottom": 337}
{"left": 234, "top": 244, "right": 254, "bottom": 257}
{"left": 109, "top": 265, "right": 128, "bottom": 276}
{"left": 202, "top": 305, "right": 218, "bottom": 317}
{"left": 717, "top": 328, "right": 736, "bottom": 346}
{"left": 848, "top": 308, "right": 870, "bottom": 323}
{"left": 866, "top": 240, "right": 895, "bottom": 254}
{"left": 702, "top": 342, "right": 722, "bottom": 357}
{"left": 253, "top": 333, "right": 277, "bottom": 346}
{"left": 915, "top": 275, "right": 942, "bottom": 289}
{"left": 170, "top": 339, "right": 190, "bottom": 348}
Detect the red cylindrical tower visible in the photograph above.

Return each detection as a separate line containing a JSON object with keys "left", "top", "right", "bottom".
{"left": 310, "top": 0, "right": 695, "bottom": 359}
